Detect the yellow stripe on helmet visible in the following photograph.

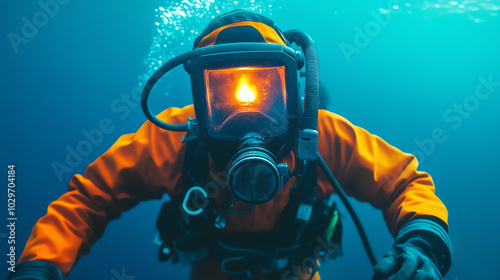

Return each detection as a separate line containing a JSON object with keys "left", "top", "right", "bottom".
{"left": 195, "top": 20, "right": 287, "bottom": 49}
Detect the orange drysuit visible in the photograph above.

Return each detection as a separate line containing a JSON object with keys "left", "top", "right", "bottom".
{"left": 19, "top": 105, "right": 448, "bottom": 279}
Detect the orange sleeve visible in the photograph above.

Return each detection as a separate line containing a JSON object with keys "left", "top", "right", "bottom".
{"left": 316, "top": 109, "right": 448, "bottom": 238}
{"left": 19, "top": 105, "right": 195, "bottom": 276}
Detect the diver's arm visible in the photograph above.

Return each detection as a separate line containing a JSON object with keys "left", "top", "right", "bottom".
{"left": 11, "top": 106, "right": 193, "bottom": 278}
{"left": 317, "top": 109, "right": 451, "bottom": 277}
{"left": 317, "top": 109, "right": 448, "bottom": 236}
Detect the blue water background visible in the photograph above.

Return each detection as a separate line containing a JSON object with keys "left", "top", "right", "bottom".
{"left": 1, "top": 0, "right": 500, "bottom": 279}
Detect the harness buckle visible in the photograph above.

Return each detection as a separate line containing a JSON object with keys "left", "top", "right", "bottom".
{"left": 182, "top": 186, "right": 208, "bottom": 216}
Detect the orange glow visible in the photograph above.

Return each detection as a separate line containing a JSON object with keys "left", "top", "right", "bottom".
{"left": 235, "top": 76, "right": 256, "bottom": 104}
{"left": 204, "top": 66, "right": 287, "bottom": 134}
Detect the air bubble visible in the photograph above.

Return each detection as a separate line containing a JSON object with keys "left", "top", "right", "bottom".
{"left": 139, "top": 0, "right": 284, "bottom": 86}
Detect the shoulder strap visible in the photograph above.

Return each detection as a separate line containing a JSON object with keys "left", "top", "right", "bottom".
{"left": 274, "top": 157, "right": 318, "bottom": 246}
{"left": 181, "top": 127, "right": 210, "bottom": 189}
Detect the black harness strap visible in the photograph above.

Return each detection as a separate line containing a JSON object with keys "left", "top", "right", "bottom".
{"left": 156, "top": 137, "right": 343, "bottom": 278}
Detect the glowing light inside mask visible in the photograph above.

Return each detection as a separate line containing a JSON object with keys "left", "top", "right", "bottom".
{"left": 236, "top": 77, "right": 256, "bottom": 104}
{"left": 204, "top": 65, "right": 287, "bottom": 136}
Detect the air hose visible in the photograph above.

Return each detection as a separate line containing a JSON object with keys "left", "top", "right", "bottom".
{"left": 284, "top": 30, "right": 319, "bottom": 131}
{"left": 317, "top": 152, "right": 377, "bottom": 268}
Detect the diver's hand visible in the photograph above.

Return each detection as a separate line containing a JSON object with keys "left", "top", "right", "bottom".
{"left": 372, "top": 237, "right": 442, "bottom": 280}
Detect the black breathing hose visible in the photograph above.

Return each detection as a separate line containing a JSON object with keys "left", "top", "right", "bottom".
{"left": 285, "top": 29, "right": 377, "bottom": 269}
{"left": 141, "top": 44, "right": 259, "bottom": 132}
{"left": 141, "top": 29, "right": 379, "bottom": 274}
{"left": 141, "top": 43, "right": 297, "bottom": 132}
{"left": 317, "top": 152, "right": 378, "bottom": 268}
{"left": 283, "top": 30, "right": 320, "bottom": 131}
{"left": 141, "top": 50, "right": 193, "bottom": 132}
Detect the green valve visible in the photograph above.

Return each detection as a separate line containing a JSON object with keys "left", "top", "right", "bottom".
{"left": 325, "top": 210, "right": 339, "bottom": 241}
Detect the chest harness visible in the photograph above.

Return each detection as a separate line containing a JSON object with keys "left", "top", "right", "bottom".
{"left": 153, "top": 126, "right": 343, "bottom": 279}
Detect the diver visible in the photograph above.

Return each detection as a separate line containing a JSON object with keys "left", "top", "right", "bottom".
{"left": 7, "top": 9, "right": 452, "bottom": 280}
